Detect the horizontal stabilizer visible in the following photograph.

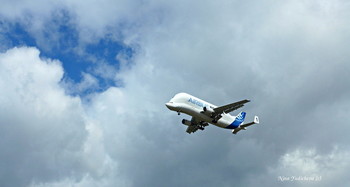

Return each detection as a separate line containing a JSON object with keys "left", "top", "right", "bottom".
{"left": 232, "top": 116, "right": 259, "bottom": 134}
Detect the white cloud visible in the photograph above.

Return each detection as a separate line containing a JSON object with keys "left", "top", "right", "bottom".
{"left": 248, "top": 147, "right": 350, "bottom": 187}
{"left": 0, "top": 47, "right": 127, "bottom": 186}
{"left": 0, "top": 47, "right": 82, "bottom": 185}
{"left": 62, "top": 72, "right": 99, "bottom": 95}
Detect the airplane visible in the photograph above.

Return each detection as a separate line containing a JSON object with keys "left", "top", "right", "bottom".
{"left": 165, "top": 92, "right": 259, "bottom": 134}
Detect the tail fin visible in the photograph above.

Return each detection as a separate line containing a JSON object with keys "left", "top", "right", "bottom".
{"left": 232, "top": 115, "right": 260, "bottom": 134}
{"left": 235, "top": 112, "right": 246, "bottom": 124}
{"left": 227, "top": 112, "right": 246, "bottom": 129}
{"left": 253, "top": 116, "right": 259, "bottom": 124}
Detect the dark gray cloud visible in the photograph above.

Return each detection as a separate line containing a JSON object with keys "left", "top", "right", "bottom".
{"left": 1, "top": 1, "right": 350, "bottom": 187}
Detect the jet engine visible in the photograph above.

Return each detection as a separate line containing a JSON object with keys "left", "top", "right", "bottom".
{"left": 182, "top": 119, "right": 192, "bottom": 126}
{"left": 203, "top": 106, "right": 215, "bottom": 117}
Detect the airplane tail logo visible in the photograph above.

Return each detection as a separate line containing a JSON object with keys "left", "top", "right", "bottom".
{"left": 235, "top": 112, "right": 246, "bottom": 124}
{"left": 227, "top": 111, "right": 246, "bottom": 129}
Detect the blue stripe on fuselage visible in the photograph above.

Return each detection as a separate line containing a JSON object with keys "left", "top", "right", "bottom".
{"left": 225, "top": 112, "right": 246, "bottom": 129}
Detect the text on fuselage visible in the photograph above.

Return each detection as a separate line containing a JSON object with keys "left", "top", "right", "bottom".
{"left": 188, "top": 98, "right": 208, "bottom": 108}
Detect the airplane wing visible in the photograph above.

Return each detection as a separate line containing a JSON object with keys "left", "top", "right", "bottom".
{"left": 214, "top": 99, "right": 250, "bottom": 114}
{"left": 186, "top": 117, "right": 208, "bottom": 134}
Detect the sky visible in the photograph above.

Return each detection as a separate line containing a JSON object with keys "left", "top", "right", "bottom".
{"left": 1, "top": 0, "right": 350, "bottom": 187}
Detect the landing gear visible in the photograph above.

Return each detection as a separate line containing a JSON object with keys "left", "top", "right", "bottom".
{"left": 212, "top": 114, "right": 222, "bottom": 123}
{"left": 198, "top": 122, "right": 208, "bottom": 130}
{"left": 177, "top": 112, "right": 180, "bottom": 115}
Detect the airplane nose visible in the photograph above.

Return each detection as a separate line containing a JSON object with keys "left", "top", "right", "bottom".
{"left": 165, "top": 102, "right": 174, "bottom": 109}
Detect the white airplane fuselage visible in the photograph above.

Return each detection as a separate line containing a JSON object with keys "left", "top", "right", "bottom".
{"left": 166, "top": 93, "right": 241, "bottom": 129}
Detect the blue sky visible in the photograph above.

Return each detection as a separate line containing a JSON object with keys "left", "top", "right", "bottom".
{"left": 1, "top": 13, "right": 133, "bottom": 95}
